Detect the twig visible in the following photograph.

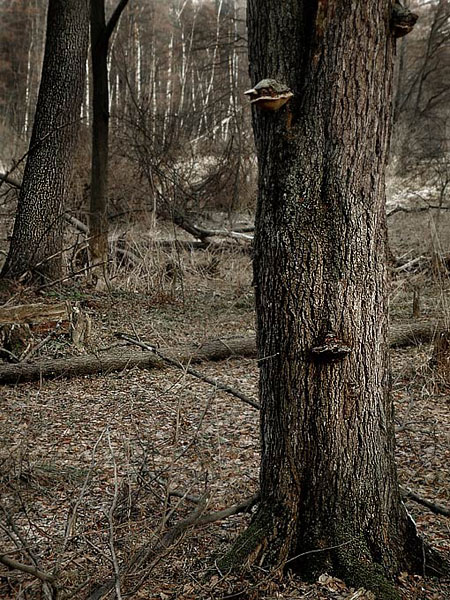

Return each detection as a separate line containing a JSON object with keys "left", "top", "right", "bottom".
{"left": 64, "top": 212, "right": 88, "bottom": 234}
{"left": 393, "top": 256, "right": 428, "bottom": 273}
{"left": 59, "top": 577, "right": 92, "bottom": 600}
{"left": 0, "top": 347, "right": 20, "bottom": 362}
{"left": 387, "top": 203, "right": 450, "bottom": 218}
{"left": 168, "top": 487, "right": 201, "bottom": 503}
{"left": 86, "top": 495, "right": 210, "bottom": 600}
{"left": 37, "top": 260, "right": 110, "bottom": 291}
{"left": 0, "top": 507, "right": 56, "bottom": 598}
{"left": 401, "top": 486, "right": 450, "bottom": 517}
{"left": 194, "top": 493, "right": 259, "bottom": 526}
{"left": 105, "top": 429, "right": 122, "bottom": 600}
{"left": 86, "top": 492, "right": 258, "bottom": 600}
{"left": 115, "top": 333, "right": 260, "bottom": 410}
{"left": 0, "top": 554, "right": 55, "bottom": 583}
{"left": 19, "top": 320, "right": 63, "bottom": 362}
{"left": 53, "top": 429, "right": 106, "bottom": 579}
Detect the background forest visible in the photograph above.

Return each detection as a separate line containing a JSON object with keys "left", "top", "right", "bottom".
{"left": 0, "top": 1, "right": 450, "bottom": 599}
{"left": 0, "top": 0, "right": 449, "bottom": 243}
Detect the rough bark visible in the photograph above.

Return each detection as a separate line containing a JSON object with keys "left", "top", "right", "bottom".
{"left": 1, "top": 0, "right": 89, "bottom": 283}
{"left": 221, "top": 1, "right": 441, "bottom": 596}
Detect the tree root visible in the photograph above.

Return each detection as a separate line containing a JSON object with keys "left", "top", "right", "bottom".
{"left": 219, "top": 503, "right": 450, "bottom": 600}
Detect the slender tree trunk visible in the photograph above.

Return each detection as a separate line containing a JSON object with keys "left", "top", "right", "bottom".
{"left": 1, "top": 0, "right": 89, "bottom": 283}
{"left": 221, "top": 2, "right": 442, "bottom": 597}
{"left": 89, "top": 0, "right": 129, "bottom": 288}
{"left": 90, "top": 0, "right": 110, "bottom": 286}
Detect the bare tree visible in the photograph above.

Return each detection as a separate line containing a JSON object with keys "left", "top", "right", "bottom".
{"left": 393, "top": 0, "right": 450, "bottom": 172}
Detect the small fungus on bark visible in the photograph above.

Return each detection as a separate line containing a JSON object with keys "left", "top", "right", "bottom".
{"left": 391, "top": 1, "right": 418, "bottom": 38}
{"left": 311, "top": 332, "right": 352, "bottom": 361}
{"left": 244, "top": 78, "right": 294, "bottom": 112}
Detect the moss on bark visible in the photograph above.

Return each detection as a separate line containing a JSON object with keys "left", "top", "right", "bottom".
{"left": 336, "top": 555, "right": 401, "bottom": 600}
{"left": 217, "top": 510, "right": 272, "bottom": 573}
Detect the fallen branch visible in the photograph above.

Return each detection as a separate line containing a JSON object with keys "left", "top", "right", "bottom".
{"left": 64, "top": 212, "right": 88, "bottom": 234}
{"left": 387, "top": 203, "right": 450, "bottom": 218}
{"left": 194, "top": 493, "right": 259, "bottom": 526}
{"left": 153, "top": 238, "right": 252, "bottom": 254}
{"left": 0, "top": 506, "right": 57, "bottom": 599}
{"left": 401, "top": 487, "right": 450, "bottom": 517}
{"left": 392, "top": 255, "right": 429, "bottom": 273}
{"left": 19, "top": 321, "right": 63, "bottom": 362}
{"left": 3, "top": 174, "right": 251, "bottom": 249}
{"left": 116, "top": 333, "right": 260, "bottom": 410}
{"left": 86, "top": 493, "right": 258, "bottom": 600}
{"left": 0, "top": 554, "right": 55, "bottom": 584}
{"left": 168, "top": 207, "right": 253, "bottom": 243}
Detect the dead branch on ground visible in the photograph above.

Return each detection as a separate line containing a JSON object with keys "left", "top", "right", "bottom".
{"left": 116, "top": 333, "right": 260, "bottom": 409}
{"left": 387, "top": 203, "right": 450, "bottom": 218}
{"left": 0, "top": 554, "right": 55, "bottom": 584}
{"left": 401, "top": 487, "right": 450, "bottom": 517}
{"left": 86, "top": 493, "right": 258, "bottom": 600}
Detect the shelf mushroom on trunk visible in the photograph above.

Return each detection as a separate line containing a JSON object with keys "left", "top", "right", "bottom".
{"left": 244, "top": 78, "right": 293, "bottom": 112}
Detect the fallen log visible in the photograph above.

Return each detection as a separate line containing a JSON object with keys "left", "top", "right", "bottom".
{"left": 0, "top": 320, "right": 445, "bottom": 385}
{"left": 389, "top": 319, "right": 446, "bottom": 348}
{"left": 0, "top": 337, "right": 257, "bottom": 384}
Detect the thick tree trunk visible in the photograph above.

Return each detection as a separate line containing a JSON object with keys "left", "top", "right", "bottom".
{"left": 1, "top": 0, "right": 89, "bottom": 283}
{"left": 221, "top": 2, "right": 437, "bottom": 597}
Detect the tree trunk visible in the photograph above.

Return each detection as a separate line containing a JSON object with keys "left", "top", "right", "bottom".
{"left": 1, "top": 0, "right": 89, "bottom": 283}
{"left": 221, "top": 2, "right": 440, "bottom": 597}
{"left": 89, "top": 0, "right": 129, "bottom": 288}
{"left": 90, "top": 0, "right": 110, "bottom": 287}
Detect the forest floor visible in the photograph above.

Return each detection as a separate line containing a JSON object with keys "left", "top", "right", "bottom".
{"left": 1, "top": 208, "right": 450, "bottom": 599}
